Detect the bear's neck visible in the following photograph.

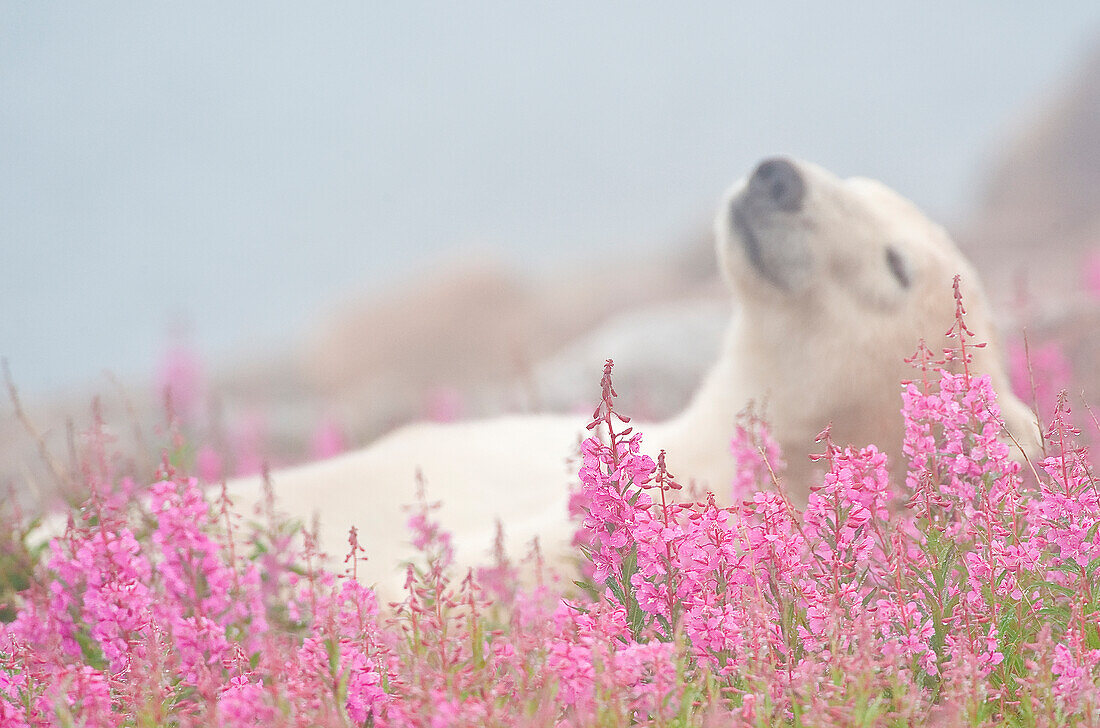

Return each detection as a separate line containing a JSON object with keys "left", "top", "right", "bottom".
{"left": 642, "top": 310, "right": 783, "bottom": 496}
{"left": 673, "top": 318, "right": 753, "bottom": 428}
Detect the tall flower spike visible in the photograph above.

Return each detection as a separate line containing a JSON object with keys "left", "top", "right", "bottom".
{"left": 344, "top": 525, "right": 367, "bottom": 581}
{"left": 903, "top": 337, "right": 940, "bottom": 395}
{"left": 729, "top": 405, "right": 786, "bottom": 500}
{"left": 809, "top": 423, "right": 839, "bottom": 464}
{"left": 943, "top": 274, "right": 986, "bottom": 381}
{"left": 647, "top": 450, "right": 681, "bottom": 493}
{"left": 1045, "top": 390, "right": 1088, "bottom": 494}
{"left": 588, "top": 358, "right": 631, "bottom": 433}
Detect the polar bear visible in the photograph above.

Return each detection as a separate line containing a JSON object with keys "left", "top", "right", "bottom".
{"left": 226, "top": 157, "right": 1041, "bottom": 594}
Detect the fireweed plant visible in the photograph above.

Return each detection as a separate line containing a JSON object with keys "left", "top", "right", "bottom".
{"left": 3, "top": 276, "right": 1100, "bottom": 726}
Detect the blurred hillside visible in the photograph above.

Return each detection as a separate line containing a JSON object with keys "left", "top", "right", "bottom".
{"left": 961, "top": 42, "right": 1100, "bottom": 307}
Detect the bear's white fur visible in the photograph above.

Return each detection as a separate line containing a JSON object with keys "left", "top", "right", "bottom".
{"left": 226, "top": 158, "right": 1041, "bottom": 595}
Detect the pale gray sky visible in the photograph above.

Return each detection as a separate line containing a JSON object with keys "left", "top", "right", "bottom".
{"left": 3, "top": 3, "right": 1099, "bottom": 394}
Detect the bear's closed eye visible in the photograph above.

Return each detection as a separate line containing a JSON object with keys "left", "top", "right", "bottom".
{"left": 885, "top": 246, "right": 911, "bottom": 288}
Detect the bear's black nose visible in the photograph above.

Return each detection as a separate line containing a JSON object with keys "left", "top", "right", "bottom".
{"left": 749, "top": 157, "right": 804, "bottom": 212}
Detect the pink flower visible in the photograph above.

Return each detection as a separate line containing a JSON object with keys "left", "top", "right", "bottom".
{"left": 216, "top": 674, "right": 274, "bottom": 727}
{"left": 344, "top": 654, "right": 390, "bottom": 724}
{"left": 1052, "top": 637, "right": 1100, "bottom": 713}
{"left": 425, "top": 386, "right": 464, "bottom": 423}
{"left": 310, "top": 417, "right": 347, "bottom": 460}
{"left": 196, "top": 445, "right": 224, "bottom": 483}
{"left": 729, "top": 409, "right": 786, "bottom": 500}
{"left": 157, "top": 341, "right": 203, "bottom": 422}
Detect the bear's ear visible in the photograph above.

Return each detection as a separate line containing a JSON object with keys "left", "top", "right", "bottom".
{"left": 885, "top": 246, "right": 911, "bottom": 289}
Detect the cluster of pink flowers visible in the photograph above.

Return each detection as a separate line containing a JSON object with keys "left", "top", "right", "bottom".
{"left": 564, "top": 286, "right": 1100, "bottom": 724}
{"left": 3, "top": 286, "right": 1100, "bottom": 725}
{"left": 157, "top": 340, "right": 350, "bottom": 482}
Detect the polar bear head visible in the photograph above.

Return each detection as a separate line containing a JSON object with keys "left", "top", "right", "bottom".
{"left": 714, "top": 157, "right": 1041, "bottom": 488}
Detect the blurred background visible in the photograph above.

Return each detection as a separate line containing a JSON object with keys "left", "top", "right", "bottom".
{"left": 4, "top": 3, "right": 1100, "bottom": 504}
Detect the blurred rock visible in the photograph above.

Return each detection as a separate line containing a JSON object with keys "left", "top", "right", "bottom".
{"left": 522, "top": 298, "right": 731, "bottom": 421}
